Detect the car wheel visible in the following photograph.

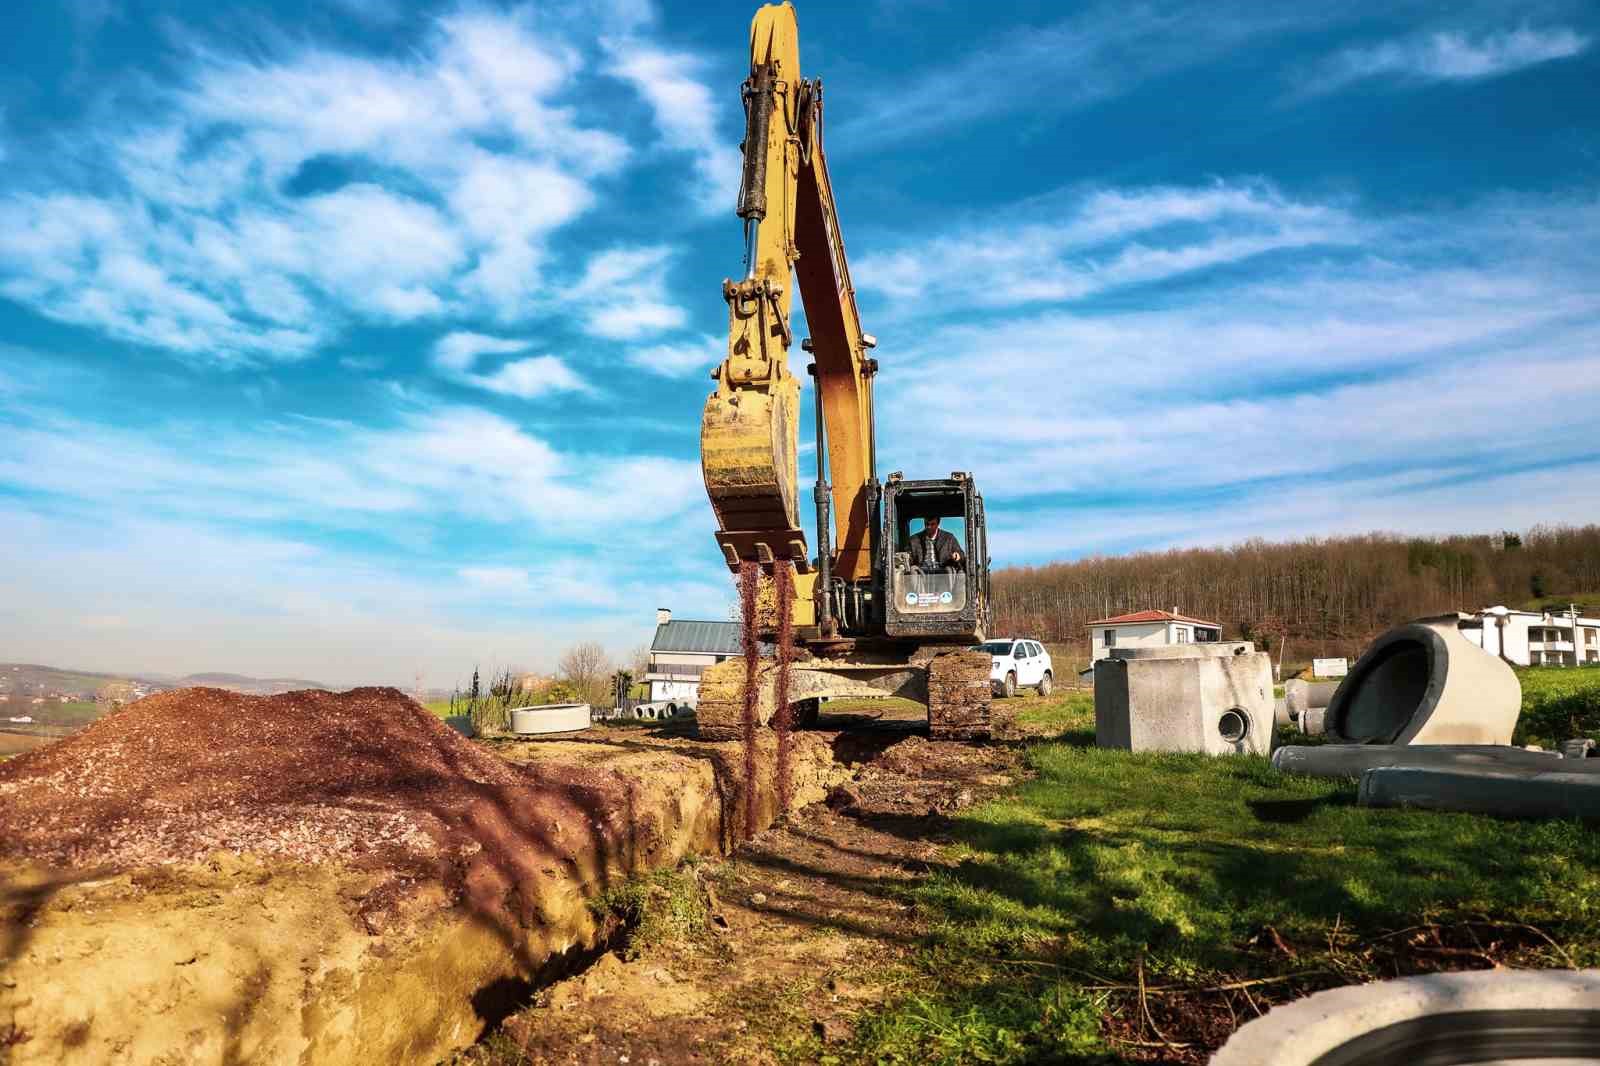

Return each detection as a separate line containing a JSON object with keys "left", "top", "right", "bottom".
{"left": 1037, "top": 672, "right": 1053, "bottom": 697}
{"left": 1002, "top": 672, "right": 1016, "bottom": 699}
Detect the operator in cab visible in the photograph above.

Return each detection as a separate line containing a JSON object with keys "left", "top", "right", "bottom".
{"left": 910, "top": 516, "right": 963, "bottom": 571}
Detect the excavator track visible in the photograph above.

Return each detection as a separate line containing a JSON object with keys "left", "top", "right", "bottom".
{"left": 694, "top": 650, "right": 991, "bottom": 741}
{"left": 926, "top": 650, "right": 993, "bottom": 741}
{"left": 695, "top": 657, "right": 771, "bottom": 742}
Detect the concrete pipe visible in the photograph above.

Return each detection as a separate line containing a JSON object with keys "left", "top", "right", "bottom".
{"left": 509, "top": 703, "right": 592, "bottom": 735}
{"left": 1300, "top": 707, "right": 1328, "bottom": 736}
{"left": 1211, "top": 969, "right": 1600, "bottom": 1066}
{"left": 1272, "top": 743, "right": 1579, "bottom": 779}
{"left": 1283, "top": 679, "right": 1337, "bottom": 723}
{"left": 1324, "top": 614, "right": 1520, "bottom": 746}
{"left": 1359, "top": 764, "right": 1600, "bottom": 819}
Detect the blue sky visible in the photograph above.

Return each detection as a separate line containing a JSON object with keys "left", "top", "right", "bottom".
{"left": 1, "top": 0, "right": 1597, "bottom": 686}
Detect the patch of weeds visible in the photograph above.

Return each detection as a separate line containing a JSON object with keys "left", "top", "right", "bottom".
{"left": 592, "top": 864, "right": 709, "bottom": 960}
{"left": 849, "top": 980, "right": 1112, "bottom": 1065}
{"left": 1010, "top": 691, "right": 1095, "bottom": 742}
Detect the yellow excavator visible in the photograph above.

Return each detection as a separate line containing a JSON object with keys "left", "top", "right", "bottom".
{"left": 695, "top": 1, "right": 994, "bottom": 741}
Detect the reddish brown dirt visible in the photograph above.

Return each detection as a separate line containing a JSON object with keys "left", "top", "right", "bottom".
{"left": 0, "top": 686, "right": 647, "bottom": 927}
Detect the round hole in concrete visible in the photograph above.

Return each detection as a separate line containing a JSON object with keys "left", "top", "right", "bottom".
{"left": 1219, "top": 709, "right": 1249, "bottom": 743}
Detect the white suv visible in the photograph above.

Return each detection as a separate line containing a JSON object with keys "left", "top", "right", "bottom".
{"left": 975, "top": 638, "right": 1054, "bottom": 698}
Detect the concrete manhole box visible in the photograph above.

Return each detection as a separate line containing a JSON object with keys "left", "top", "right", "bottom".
{"left": 1094, "top": 642, "right": 1273, "bottom": 756}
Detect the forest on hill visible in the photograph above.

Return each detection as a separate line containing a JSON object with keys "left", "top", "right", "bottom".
{"left": 993, "top": 525, "right": 1600, "bottom": 659}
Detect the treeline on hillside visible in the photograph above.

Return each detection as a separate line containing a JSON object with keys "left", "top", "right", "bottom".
{"left": 993, "top": 525, "right": 1600, "bottom": 657}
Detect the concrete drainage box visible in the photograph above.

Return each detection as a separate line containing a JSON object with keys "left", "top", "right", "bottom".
{"left": 1093, "top": 642, "right": 1273, "bottom": 756}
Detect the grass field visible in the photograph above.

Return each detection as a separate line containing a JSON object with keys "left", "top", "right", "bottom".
{"left": 846, "top": 689, "right": 1600, "bottom": 1064}
{"left": 1514, "top": 666, "right": 1600, "bottom": 747}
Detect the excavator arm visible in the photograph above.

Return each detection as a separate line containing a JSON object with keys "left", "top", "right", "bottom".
{"left": 701, "top": 0, "right": 877, "bottom": 592}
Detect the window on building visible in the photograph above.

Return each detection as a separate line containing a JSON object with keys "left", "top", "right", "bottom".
{"left": 1175, "top": 628, "right": 1190, "bottom": 644}
{"left": 1104, "top": 629, "right": 1116, "bottom": 647}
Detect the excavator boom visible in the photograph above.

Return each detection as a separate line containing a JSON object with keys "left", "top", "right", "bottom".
{"left": 700, "top": 1, "right": 875, "bottom": 586}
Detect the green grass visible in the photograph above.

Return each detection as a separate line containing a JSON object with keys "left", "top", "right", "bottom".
{"left": 1515, "top": 666, "right": 1600, "bottom": 748}
{"left": 593, "top": 864, "right": 710, "bottom": 960}
{"left": 423, "top": 699, "right": 454, "bottom": 719}
{"left": 1519, "top": 593, "right": 1600, "bottom": 613}
{"left": 847, "top": 692, "right": 1600, "bottom": 1064}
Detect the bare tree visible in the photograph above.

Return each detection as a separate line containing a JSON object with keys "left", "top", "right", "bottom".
{"left": 990, "top": 524, "right": 1600, "bottom": 668}
{"left": 558, "top": 641, "right": 613, "bottom": 706}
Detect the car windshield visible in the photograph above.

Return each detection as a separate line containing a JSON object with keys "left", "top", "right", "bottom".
{"left": 975, "top": 641, "right": 1013, "bottom": 654}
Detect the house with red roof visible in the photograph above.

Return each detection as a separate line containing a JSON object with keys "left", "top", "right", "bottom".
{"left": 1087, "top": 609, "right": 1223, "bottom": 664}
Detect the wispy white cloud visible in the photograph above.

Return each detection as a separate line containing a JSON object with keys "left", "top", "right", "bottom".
{"left": 569, "top": 245, "right": 689, "bottom": 339}
{"left": 866, "top": 190, "right": 1600, "bottom": 557}
{"left": 431, "top": 331, "right": 590, "bottom": 400}
{"left": 603, "top": 40, "right": 740, "bottom": 213}
{"left": 0, "top": 7, "right": 704, "bottom": 365}
{"left": 625, "top": 334, "right": 723, "bottom": 377}
{"left": 832, "top": 3, "right": 1322, "bottom": 151}
{"left": 856, "top": 181, "right": 1357, "bottom": 312}
{"left": 1304, "top": 26, "right": 1590, "bottom": 94}
{"left": 0, "top": 502, "right": 730, "bottom": 687}
{"left": 0, "top": 400, "right": 696, "bottom": 536}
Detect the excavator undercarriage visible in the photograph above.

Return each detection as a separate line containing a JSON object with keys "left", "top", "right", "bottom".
{"left": 696, "top": 646, "right": 993, "bottom": 742}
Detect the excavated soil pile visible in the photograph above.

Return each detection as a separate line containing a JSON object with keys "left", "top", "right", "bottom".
{"left": 0, "top": 687, "right": 636, "bottom": 893}
{"left": 2, "top": 688, "right": 840, "bottom": 1064}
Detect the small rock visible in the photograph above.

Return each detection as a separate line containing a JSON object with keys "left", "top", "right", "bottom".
{"left": 825, "top": 785, "right": 861, "bottom": 811}
{"left": 814, "top": 1017, "right": 855, "bottom": 1044}
{"left": 750, "top": 892, "right": 767, "bottom": 906}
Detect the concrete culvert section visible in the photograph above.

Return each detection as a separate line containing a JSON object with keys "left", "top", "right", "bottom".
{"left": 1360, "top": 765, "right": 1600, "bottom": 819}
{"left": 1273, "top": 743, "right": 1583, "bottom": 778}
{"left": 1326, "top": 614, "right": 1521, "bottom": 746}
{"left": 1211, "top": 969, "right": 1600, "bottom": 1066}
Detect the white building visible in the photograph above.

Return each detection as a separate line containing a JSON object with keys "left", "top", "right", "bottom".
{"left": 1088, "top": 609, "right": 1224, "bottom": 664}
{"left": 644, "top": 609, "right": 741, "bottom": 704}
{"left": 1460, "top": 605, "right": 1600, "bottom": 667}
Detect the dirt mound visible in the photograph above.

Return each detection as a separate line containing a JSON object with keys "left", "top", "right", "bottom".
{"left": 0, "top": 686, "right": 629, "bottom": 881}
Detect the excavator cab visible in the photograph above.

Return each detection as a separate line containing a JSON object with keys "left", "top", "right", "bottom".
{"left": 881, "top": 472, "right": 990, "bottom": 643}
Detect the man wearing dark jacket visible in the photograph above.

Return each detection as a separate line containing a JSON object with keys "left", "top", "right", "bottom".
{"left": 910, "top": 516, "right": 964, "bottom": 571}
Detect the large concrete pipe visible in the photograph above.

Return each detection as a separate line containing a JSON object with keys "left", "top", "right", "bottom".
{"left": 1324, "top": 614, "right": 1520, "bottom": 745}
{"left": 1359, "top": 765, "right": 1600, "bottom": 819}
{"left": 1283, "top": 678, "right": 1336, "bottom": 722}
{"left": 1211, "top": 969, "right": 1600, "bottom": 1066}
{"left": 1271, "top": 743, "right": 1591, "bottom": 778}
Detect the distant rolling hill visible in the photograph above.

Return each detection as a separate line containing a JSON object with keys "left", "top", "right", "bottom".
{"left": 179, "top": 673, "right": 329, "bottom": 695}
{"left": 1, "top": 663, "right": 330, "bottom": 699}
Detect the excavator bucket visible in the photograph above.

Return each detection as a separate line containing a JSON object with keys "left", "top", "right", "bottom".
{"left": 701, "top": 379, "right": 808, "bottom": 572}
